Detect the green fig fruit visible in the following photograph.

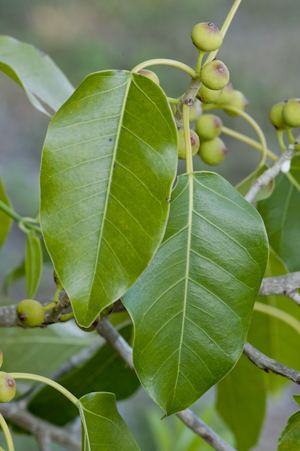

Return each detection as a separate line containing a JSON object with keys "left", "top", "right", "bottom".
{"left": 199, "top": 137, "right": 227, "bottom": 165}
{"left": 0, "top": 372, "right": 16, "bottom": 403}
{"left": 198, "top": 85, "right": 222, "bottom": 104}
{"left": 178, "top": 129, "right": 200, "bottom": 160}
{"left": 17, "top": 299, "right": 45, "bottom": 327}
{"left": 269, "top": 102, "right": 286, "bottom": 129}
{"left": 196, "top": 114, "right": 223, "bottom": 141}
{"left": 283, "top": 98, "right": 300, "bottom": 128}
{"left": 200, "top": 60, "right": 230, "bottom": 91}
{"left": 191, "top": 22, "right": 223, "bottom": 52}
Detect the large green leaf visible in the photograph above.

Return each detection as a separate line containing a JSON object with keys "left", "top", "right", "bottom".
{"left": 217, "top": 355, "right": 267, "bottom": 451}
{"left": 0, "top": 35, "right": 73, "bottom": 115}
{"left": 124, "top": 172, "right": 268, "bottom": 414}
{"left": 40, "top": 70, "right": 177, "bottom": 327}
{"left": 28, "top": 326, "right": 139, "bottom": 425}
{"left": 79, "top": 392, "right": 140, "bottom": 451}
{"left": 278, "top": 396, "right": 300, "bottom": 451}
{"left": 258, "top": 157, "right": 300, "bottom": 271}
{"left": 0, "top": 178, "right": 12, "bottom": 248}
{"left": 25, "top": 231, "right": 43, "bottom": 298}
{"left": 249, "top": 249, "right": 300, "bottom": 391}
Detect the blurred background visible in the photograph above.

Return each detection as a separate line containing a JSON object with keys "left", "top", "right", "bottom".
{"left": 0, "top": 0, "right": 300, "bottom": 449}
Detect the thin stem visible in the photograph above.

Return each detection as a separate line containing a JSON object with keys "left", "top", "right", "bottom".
{"left": 131, "top": 59, "right": 196, "bottom": 78}
{"left": 195, "top": 51, "right": 205, "bottom": 75}
{"left": 204, "top": 104, "right": 268, "bottom": 165}
{"left": 277, "top": 130, "right": 286, "bottom": 151}
{"left": 287, "top": 128, "right": 296, "bottom": 144}
{"left": 0, "top": 200, "right": 41, "bottom": 233}
{"left": 10, "top": 373, "right": 78, "bottom": 407}
{"left": 254, "top": 302, "right": 300, "bottom": 335}
{"left": 168, "top": 97, "right": 180, "bottom": 105}
{"left": 207, "top": 0, "right": 243, "bottom": 63}
{"left": 0, "top": 413, "right": 15, "bottom": 451}
{"left": 183, "top": 104, "right": 193, "bottom": 174}
{"left": 0, "top": 200, "right": 22, "bottom": 222}
{"left": 221, "top": 126, "right": 277, "bottom": 161}
{"left": 59, "top": 312, "right": 74, "bottom": 322}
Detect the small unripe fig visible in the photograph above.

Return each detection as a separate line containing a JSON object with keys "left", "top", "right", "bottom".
{"left": 199, "top": 137, "right": 227, "bottom": 165}
{"left": 196, "top": 114, "right": 223, "bottom": 141}
{"left": 200, "top": 60, "right": 230, "bottom": 91}
{"left": 17, "top": 299, "right": 45, "bottom": 327}
{"left": 283, "top": 99, "right": 300, "bottom": 128}
{"left": 177, "top": 129, "right": 200, "bottom": 160}
{"left": 137, "top": 69, "right": 160, "bottom": 86}
{"left": 226, "top": 90, "right": 248, "bottom": 115}
{"left": 198, "top": 85, "right": 222, "bottom": 104}
{"left": 189, "top": 99, "right": 202, "bottom": 121}
{"left": 0, "top": 372, "right": 16, "bottom": 403}
{"left": 217, "top": 83, "right": 234, "bottom": 104}
{"left": 191, "top": 22, "right": 223, "bottom": 52}
{"left": 269, "top": 102, "right": 286, "bottom": 129}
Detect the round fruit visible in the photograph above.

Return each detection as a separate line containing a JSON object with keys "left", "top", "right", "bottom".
{"left": 200, "top": 60, "right": 230, "bottom": 91}
{"left": 199, "top": 137, "right": 227, "bottom": 165}
{"left": 191, "top": 22, "right": 223, "bottom": 52}
{"left": 283, "top": 98, "right": 300, "bottom": 128}
{"left": 0, "top": 372, "right": 16, "bottom": 403}
{"left": 198, "top": 85, "right": 222, "bottom": 104}
{"left": 226, "top": 90, "right": 248, "bottom": 115}
{"left": 137, "top": 69, "right": 160, "bottom": 85}
{"left": 217, "top": 83, "right": 234, "bottom": 104}
{"left": 178, "top": 129, "right": 200, "bottom": 160}
{"left": 17, "top": 299, "right": 45, "bottom": 327}
{"left": 189, "top": 99, "right": 202, "bottom": 121}
{"left": 196, "top": 114, "right": 223, "bottom": 141}
{"left": 269, "top": 102, "right": 286, "bottom": 129}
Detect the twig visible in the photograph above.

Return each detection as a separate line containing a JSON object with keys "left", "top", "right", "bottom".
{"left": 96, "top": 318, "right": 236, "bottom": 451}
{"left": 243, "top": 343, "right": 300, "bottom": 384}
{"left": 0, "top": 402, "right": 80, "bottom": 451}
{"left": 260, "top": 271, "right": 300, "bottom": 298}
{"left": 245, "top": 147, "right": 294, "bottom": 203}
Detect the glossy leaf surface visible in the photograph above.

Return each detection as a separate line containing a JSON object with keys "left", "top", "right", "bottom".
{"left": 25, "top": 231, "right": 43, "bottom": 298}
{"left": 79, "top": 392, "right": 140, "bottom": 451}
{"left": 0, "top": 178, "right": 12, "bottom": 248}
{"left": 28, "top": 326, "right": 139, "bottom": 425}
{"left": 124, "top": 172, "right": 268, "bottom": 414}
{"left": 0, "top": 35, "right": 73, "bottom": 114}
{"left": 217, "top": 355, "right": 267, "bottom": 451}
{"left": 40, "top": 70, "right": 177, "bottom": 327}
{"left": 278, "top": 396, "right": 300, "bottom": 451}
{"left": 258, "top": 157, "right": 300, "bottom": 271}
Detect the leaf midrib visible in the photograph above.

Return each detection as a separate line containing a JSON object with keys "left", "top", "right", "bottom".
{"left": 87, "top": 73, "right": 132, "bottom": 316}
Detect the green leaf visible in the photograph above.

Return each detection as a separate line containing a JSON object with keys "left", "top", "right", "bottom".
{"left": 237, "top": 164, "right": 274, "bottom": 201}
{"left": 0, "top": 35, "right": 73, "bottom": 115}
{"left": 124, "top": 172, "right": 268, "bottom": 414}
{"left": 79, "top": 392, "right": 140, "bottom": 451}
{"left": 217, "top": 355, "right": 267, "bottom": 451}
{"left": 28, "top": 326, "right": 139, "bottom": 425}
{"left": 0, "top": 178, "right": 12, "bottom": 248}
{"left": 0, "top": 323, "right": 92, "bottom": 377}
{"left": 2, "top": 260, "right": 25, "bottom": 294}
{"left": 278, "top": 397, "right": 300, "bottom": 451}
{"left": 249, "top": 249, "right": 300, "bottom": 391}
{"left": 258, "top": 157, "right": 300, "bottom": 271}
{"left": 40, "top": 70, "right": 177, "bottom": 327}
{"left": 25, "top": 231, "right": 43, "bottom": 298}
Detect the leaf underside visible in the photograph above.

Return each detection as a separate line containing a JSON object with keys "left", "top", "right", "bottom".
{"left": 0, "top": 35, "right": 73, "bottom": 114}
{"left": 80, "top": 392, "right": 140, "bottom": 451}
{"left": 40, "top": 70, "right": 177, "bottom": 327}
{"left": 124, "top": 172, "right": 268, "bottom": 414}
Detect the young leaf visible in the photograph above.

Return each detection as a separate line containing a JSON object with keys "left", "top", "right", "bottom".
{"left": 258, "top": 157, "right": 300, "bottom": 271}
{"left": 40, "top": 70, "right": 177, "bottom": 327}
{"left": 0, "top": 178, "right": 12, "bottom": 248}
{"left": 278, "top": 397, "right": 300, "bottom": 451}
{"left": 217, "top": 355, "right": 267, "bottom": 451}
{"left": 28, "top": 326, "right": 139, "bottom": 426}
{"left": 25, "top": 231, "right": 43, "bottom": 298}
{"left": 2, "top": 260, "right": 25, "bottom": 294}
{"left": 0, "top": 35, "right": 73, "bottom": 115}
{"left": 79, "top": 392, "right": 140, "bottom": 451}
{"left": 124, "top": 172, "right": 268, "bottom": 414}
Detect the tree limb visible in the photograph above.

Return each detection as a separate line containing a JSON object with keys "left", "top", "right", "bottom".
{"left": 245, "top": 147, "right": 294, "bottom": 203}
{"left": 260, "top": 271, "right": 300, "bottom": 298}
{"left": 243, "top": 343, "right": 300, "bottom": 384}
{"left": 0, "top": 402, "right": 80, "bottom": 451}
{"left": 97, "top": 318, "right": 236, "bottom": 451}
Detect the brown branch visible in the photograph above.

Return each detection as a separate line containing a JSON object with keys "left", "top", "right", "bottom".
{"left": 244, "top": 343, "right": 300, "bottom": 384}
{"left": 260, "top": 271, "right": 300, "bottom": 298}
{"left": 0, "top": 402, "right": 80, "bottom": 451}
{"left": 96, "top": 318, "right": 235, "bottom": 451}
